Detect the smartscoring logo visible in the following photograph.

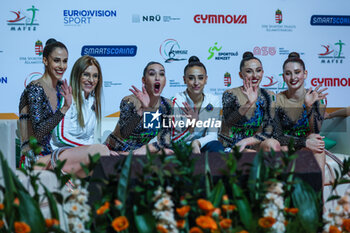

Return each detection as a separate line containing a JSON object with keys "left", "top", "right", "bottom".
{"left": 159, "top": 39, "right": 188, "bottom": 63}
{"left": 81, "top": 45, "right": 137, "bottom": 57}
{"left": 63, "top": 9, "right": 116, "bottom": 26}
{"left": 318, "top": 40, "right": 345, "bottom": 64}
{"left": 311, "top": 15, "right": 350, "bottom": 26}
{"left": 7, "top": 5, "right": 39, "bottom": 31}
{"left": 194, "top": 14, "right": 247, "bottom": 24}
{"left": 143, "top": 110, "right": 221, "bottom": 129}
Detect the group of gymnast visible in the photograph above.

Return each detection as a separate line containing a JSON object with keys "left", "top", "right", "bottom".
{"left": 19, "top": 38, "right": 331, "bottom": 179}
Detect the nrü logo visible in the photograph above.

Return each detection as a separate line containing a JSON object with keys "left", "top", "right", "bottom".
{"left": 7, "top": 5, "right": 39, "bottom": 31}
{"left": 35, "top": 40, "right": 43, "bottom": 56}
{"left": 318, "top": 40, "right": 345, "bottom": 64}
{"left": 224, "top": 72, "right": 231, "bottom": 87}
{"left": 24, "top": 72, "right": 42, "bottom": 87}
{"left": 194, "top": 14, "right": 247, "bottom": 24}
{"left": 253, "top": 47, "right": 276, "bottom": 56}
{"left": 159, "top": 39, "right": 188, "bottom": 63}
{"left": 275, "top": 9, "right": 282, "bottom": 24}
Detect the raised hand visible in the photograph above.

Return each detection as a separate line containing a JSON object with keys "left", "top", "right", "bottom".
{"left": 242, "top": 77, "right": 258, "bottom": 105}
{"left": 61, "top": 79, "right": 72, "bottom": 110}
{"left": 129, "top": 85, "right": 150, "bottom": 109}
{"left": 305, "top": 84, "right": 328, "bottom": 108}
{"left": 180, "top": 102, "right": 199, "bottom": 121}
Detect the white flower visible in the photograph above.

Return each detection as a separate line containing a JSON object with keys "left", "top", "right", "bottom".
{"left": 166, "top": 186, "right": 173, "bottom": 193}
{"left": 77, "top": 194, "right": 87, "bottom": 203}
{"left": 334, "top": 205, "right": 343, "bottom": 215}
{"left": 274, "top": 197, "right": 284, "bottom": 210}
{"left": 334, "top": 215, "right": 343, "bottom": 226}
{"left": 266, "top": 193, "right": 278, "bottom": 201}
{"left": 268, "top": 183, "right": 284, "bottom": 195}
{"left": 272, "top": 221, "right": 285, "bottom": 233}
{"left": 323, "top": 223, "right": 331, "bottom": 233}
{"left": 154, "top": 196, "right": 174, "bottom": 210}
{"left": 264, "top": 207, "right": 278, "bottom": 218}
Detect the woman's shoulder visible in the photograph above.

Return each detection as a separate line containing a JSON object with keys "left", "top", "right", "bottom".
{"left": 223, "top": 87, "right": 240, "bottom": 95}
{"left": 161, "top": 96, "right": 173, "bottom": 107}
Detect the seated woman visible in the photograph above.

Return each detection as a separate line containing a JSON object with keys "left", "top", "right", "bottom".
{"left": 104, "top": 62, "right": 173, "bottom": 155}
{"left": 219, "top": 52, "right": 277, "bottom": 152}
{"left": 19, "top": 39, "right": 109, "bottom": 177}
{"left": 273, "top": 52, "right": 327, "bottom": 180}
{"left": 172, "top": 56, "right": 223, "bottom": 153}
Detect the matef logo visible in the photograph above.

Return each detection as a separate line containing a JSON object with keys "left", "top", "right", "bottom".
{"left": 159, "top": 39, "right": 188, "bottom": 63}
{"left": 194, "top": 14, "right": 247, "bottom": 24}
{"left": 224, "top": 72, "right": 231, "bottom": 87}
{"left": 7, "top": 5, "right": 39, "bottom": 31}
{"left": 318, "top": 40, "right": 345, "bottom": 64}
{"left": 275, "top": 9, "right": 282, "bottom": 24}
{"left": 311, "top": 15, "right": 350, "bottom": 26}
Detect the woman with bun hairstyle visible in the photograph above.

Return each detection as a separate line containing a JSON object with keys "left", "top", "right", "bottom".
{"left": 172, "top": 56, "right": 224, "bottom": 153}
{"left": 104, "top": 61, "right": 173, "bottom": 155}
{"left": 19, "top": 39, "right": 109, "bottom": 177}
{"left": 273, "top": 52, "right": 327, "bottom": 176}
{"left": 219, "top": 51, "right": 278, "bottom": 152}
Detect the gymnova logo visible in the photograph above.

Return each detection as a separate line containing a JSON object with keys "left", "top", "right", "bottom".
{"left": 63, "top": 9, "right": 117, "bottom": 26}
{"left": 143, "top": 110, "right": 221, "bottom": 129}
{"left": 81, "top": 45, "right": 137, "bottom": 57}
{"left": 310, "top": 15, "right": 350, "bottom": 26}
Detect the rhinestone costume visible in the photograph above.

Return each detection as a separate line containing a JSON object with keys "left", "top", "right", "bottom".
{"left": 105, "top": 94, "right": 172, "bottom": 152}
{"left": 273, "top": 90, "right": 326, "bottom": 150}
{"left": 19, "top": 82, "right": 64, "bottom": 156}
{"left": 219, "top": 87, "right": 275, "bottom": 148}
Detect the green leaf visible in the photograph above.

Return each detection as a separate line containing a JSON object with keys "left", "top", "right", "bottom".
{"left": 205, "top": 152, "right": 213, "bottom": 198}
{"left": 133, "top": 205, "right": 155, "bottom": 233}
{"left": 117, "top": 153, "right": 133, "bottom": 215}
{"left": 17, "top": 189, "right": 46, "bottom": 233}
{"left": 292, "top": 178, "right": 319, "bottom": 233}
{"left": 208, "top": 179, "right": 225, "bottom": 207}
{"left": 248, "top": 150, "right": 263, "bottom": 201}
{"left": 42, "top": 185, "right": 60, "bottom": 220}
{"left": 232, "top": 183, "right": 252, "bottom": 231}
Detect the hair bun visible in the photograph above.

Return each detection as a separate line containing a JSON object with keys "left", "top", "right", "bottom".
{"left": 242, "top": 51, "right": 254, "bottom": 59}
{"left": 45, "top": 38, "right": 57, "bottom": 46}
{"left": 188, "top": 56, "right": 200, "bottom": 64}
{"left": 288, "top": 52, "right": 300, "bottom": 59}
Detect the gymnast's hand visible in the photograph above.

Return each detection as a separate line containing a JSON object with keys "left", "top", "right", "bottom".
{"left": 60, "top": 79, "right": 72, "bottom": 114}
{"left": 305, "top": 84, "right": 328, "bottom": 108}
{"left": 191, "top": 140, "right": 201, "bottom": 154}
{"left": 306, "top": 133, "right": 325, "bottom": 154}
{"left": 241, "top": 77, "right": 258, "bottom": 105}
{"left": 180, "top": 102, "right": 199, "bottom": 122}
{"left": 130, "top": 85, "right": 150, "bottom": 109}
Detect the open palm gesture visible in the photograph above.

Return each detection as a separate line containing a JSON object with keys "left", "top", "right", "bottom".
{"left": 305, "top": 84, "right": 328, "bottom": 108}
{"left": 242, "top": 77, "right": 258, "bottom": 105}
{"left": 180, "top": 102, "right": 199, "bottom": 121}
{"left": 130, "top": 85, "right": 150, "bottom": 109}
{"left": 61, "top": 79, "right": 72, "bottom": 108}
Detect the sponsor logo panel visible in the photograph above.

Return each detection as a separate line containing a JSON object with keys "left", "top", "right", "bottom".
{"left": 261, "top": 9, "right": 296, "bottom": 32}
{"left": 63, "top": 9, "right": 117, "bottom": 26}
{"left": 132, "top": 14, "right": 180, "bottom": 23}
{"left": 7, "top": 5, "right": 39, "bottom": 31}
{"left": 194, "top": 14, "right": 247, "bottom": 24}
{"left": 159, "top": 39, "right": 188, "bottom": 63}
{"left": 311, "top": 77, "right": 350, "bottom": 87}
{"left": 81, "top": 45, "right": 137, "bottom": 57}
{"left": 318, "top": 40, "right": 345, "bottom": 64}
{"left": 19, "top": 40, "right": 43, "bottom": 65}
{"left": 310, "top": 15, "right": 350, "bottom": 26}
{"left": 208, "top": 42, "right": 238, "bottom": 61}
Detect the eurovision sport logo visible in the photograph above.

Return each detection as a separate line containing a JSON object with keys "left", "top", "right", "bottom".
{"left": 318, "top": 40, "right": 345, "bottom": 64}
{"left": 261, "top": 9, "right": 296, "bottom": 32}
{"left": 132, "top": 14, "right": 180, "bottom": 23}
{"left": 310, "top": 15, "right": 350, "bottom": 26}
{"left": 7, "top": 5, "right": 39, "bottom": 31}
{"left": 207, "top": 42, "right": 238, "bottom": 61}
{"left": 19, "top": 40, "right": 43, "bottom": 64}
{"left": 159, "top": 39, "right": 188, "bottom": 63}
{"left": 63, "top": 9, "right": 117, "bottom": 26}
{"left": 0, "top": 76, "right": 8, "bottom": 85}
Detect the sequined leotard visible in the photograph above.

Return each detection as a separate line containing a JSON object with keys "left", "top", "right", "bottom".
{"left": 19, "top": 82, "right": 64, "bottom": 156}
{"left": 104, "top": 94, "right": 172, "bottom": 152}
{"left": 219, "top": 87, "right": 275, "bottom": 148}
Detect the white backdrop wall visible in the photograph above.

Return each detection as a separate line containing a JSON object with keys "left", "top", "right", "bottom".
{"left": 1, "top": 0, "right": 349, "bottom": 116}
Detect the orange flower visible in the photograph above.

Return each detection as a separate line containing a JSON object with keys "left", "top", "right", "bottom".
{"left": 237, "top": 231, "right": 249, "bottom": 233}
{"left": 96, "top": 201, "right": 110, "bottom": 215}
{"left": 114, "top": 199, "right": 122, "bottom": 207}
{"left": 0, "top": 203, "right": 4, "bottom": 210}
{"left": 45, "top": 219, "right": 59, "bottom": 228}
{"left": 176, "top": 205, "right": 191, "bottom": 217}
{"left": 14, "top": 221, "right": 31, "bottom": 233}
{"left": 222, "top": 204, "right": 236, "bottom": 212}
{"left": 0, "top": 220, "right": 4, "bottom": 228}
{"left": 258, "top": 217, "right": 276, "bottom": 228}
{"left": 284, "top": 208, "right": 299, "bottom": 214}
{"left": 156, "top": 224, "right": 168, "bottom": 233}
{"left": 284, "top": 220, "right": 288, "bottom": 226}
{"left": 111, "top": 216, "right": 129, "bottom": 232}
{"left": 329, "top": 225, "right": 341, "bottom": 233}
{"left": 222, "top": 195, "right": 229, "bottom": 204}
{"left": 196, "top": 215, "right": 218, "bottom": 230}
{"left": 177, "top": 219, "right": 186, "bottom": 229}
{"left": 14, "top": 198, "right": 20, "bottom": 206}
{"left": 207, "top": 208, "right": 221, "bottom": 218}
{"left": 342, "top": 219, "right": 350, "bottom": 232}
{"left": 219, "top": 218, "right": 232, "bottom": 229}
{"left": 189, "top": 226, "right": 204, "bottom": 233}
{"left": 197, "top": 199, "right": 214, "bottom": 212}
